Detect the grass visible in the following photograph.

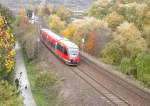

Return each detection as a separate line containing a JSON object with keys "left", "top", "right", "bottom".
{"left": 24, "top": 56, "right": 57, "bottom": 106}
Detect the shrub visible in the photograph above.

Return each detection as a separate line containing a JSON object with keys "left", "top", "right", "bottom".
{"left": 135, "top": 53, "right": 150, "bottom": 87}
{"left": 101, "top": 42, "right": 123, "bottom": 65}
{"left": 0, "top": 81, "right": 23, "bottom": 106}
{"left": 120, "top": 57, "right": 132, "bottom": 74}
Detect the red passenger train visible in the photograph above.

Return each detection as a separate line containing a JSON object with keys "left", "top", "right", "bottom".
{"left": 40, "top": 28, "right": 80, "bottom": 65}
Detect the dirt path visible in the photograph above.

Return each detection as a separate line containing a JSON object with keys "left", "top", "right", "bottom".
{"left": 15, "top": 42, "right": 36, "bottom": 106}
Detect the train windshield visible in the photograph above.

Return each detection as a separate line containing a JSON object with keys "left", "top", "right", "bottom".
{"left": 68, "top": 48, "right": 79, "bottom": 56}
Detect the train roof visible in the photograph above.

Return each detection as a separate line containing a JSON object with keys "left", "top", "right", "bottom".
{"left": 60, "top": 39, "right": 78, "bottom": 49}
{"left": 41, "top": 28, "right": 78, "bottom": 49}
{"left": 41, "top": 28, "right": 63, "bottom": 41}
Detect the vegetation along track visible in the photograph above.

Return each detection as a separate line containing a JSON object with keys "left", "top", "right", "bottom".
{"left": 71, "top": 56, "right": 150, "bottom": 106}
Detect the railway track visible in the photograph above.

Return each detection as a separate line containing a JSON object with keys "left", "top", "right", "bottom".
{"left": 69, "top": 55, "right": 150, "bottom": 106}
{"left": 71, "top": 66, "right": 129, "bottom": 106}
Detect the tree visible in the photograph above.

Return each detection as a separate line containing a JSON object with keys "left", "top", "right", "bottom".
{"left": 113, "top": 22, "right": 147, "bottom": 58}
{"left": 85, "top": 32, "right": 96, "bottom": 55}
{"left": 117, "top": 3, "right": 147, "bottom": 30}
{"left": 101, "top": 42, "right": 124, "bottom": 65}
{"left": 88, "top": 0, "right": 115, "bottom": 19}
{"left": 0, "top": 4, "right": 14, "bottom": 25}
{"left": 48, "top": 15, "right": 65, "bottom": 34}
{"left": 63, "top": 17, "right": 112, "bottom": 55}
{"left": 104, "top": 11, "right": 124, "bottom": 29}
{"left": 0, "top": 16, "right": 16, "bottom": 80}
{"left": 63, "top": 22, "right": 78, "bottom": 39}
{"left": 56, "top": 5, "right": 72, "bottom": 21}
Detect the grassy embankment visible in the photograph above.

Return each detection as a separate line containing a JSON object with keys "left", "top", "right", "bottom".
{"left": 15, "top": 16, "right": 58, "bottom": 106}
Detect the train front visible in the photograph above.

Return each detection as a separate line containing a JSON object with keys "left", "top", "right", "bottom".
{"left": 68, "top": 47, "right": 80, "bottom": 65}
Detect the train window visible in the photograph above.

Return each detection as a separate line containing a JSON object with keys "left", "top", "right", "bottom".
{"left": 63, "top": 48, "right": 68, "bottom": 55}
{"left": 56, "top": 44, "right": 61, "bottom": 51}
{"left": 57, "top": 44, "right": 66, "bottom": 54}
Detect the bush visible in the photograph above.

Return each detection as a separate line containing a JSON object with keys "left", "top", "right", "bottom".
{"left": 0, "top": 81, "right": 23, "bottom": 106}
{"left": 35, "top": 71, "right": 57, "bottom": 89}
{"left": 135, "top": 53, "right": 150, "bottom": 87}
{"left": 120, "top": 57, "right": 132, "bottom": 74}
{"left": 101, "top": 42, "right": 123, "bottom": 65}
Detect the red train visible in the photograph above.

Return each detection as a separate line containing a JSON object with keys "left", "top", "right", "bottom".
{"left": 40, "top": 28, "right": 80, "bottom": 65}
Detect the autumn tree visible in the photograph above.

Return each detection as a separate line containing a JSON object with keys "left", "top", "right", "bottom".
{"left": 63, "top": 22, "right": 78, "bottom": 39}
{"left": 117, "top": 2, "right": 147, "bottom": 30}
{"left": 113, "top": 22, "right": 147, "bottom": 58}
{"left": 85, "top": 32, "right": 96, "bottom": 55}
{"left": 88, "top": 0, "right": 115, "bottom": 19}
{"left": 48, "top": 15, "right": 65, "bottom": 34}
{"left": 64, "top": 17, "right": 111, "bottom": 55}
{"left": 104, "top": 11, "right": 124, "bottom": 29}
{"left": 0, "top": 16, "right": 16, "bottom": 80}
{"left": 0, "top": 4, "right": 14, "bottom": 25}
{"left": 101, "top": 42, "right": 124, "bottom": 65}
{"left": 56, "top": 5, "right": 72, "bottom": 21}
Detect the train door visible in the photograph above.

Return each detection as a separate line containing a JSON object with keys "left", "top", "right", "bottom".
{"left": 56, "top": 44, "right": 68, "bottom": 61}
{"left": 61, "top": 46, "right": 69, "bottom": 61}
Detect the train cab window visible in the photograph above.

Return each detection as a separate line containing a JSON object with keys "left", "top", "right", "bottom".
{"left": 56, "top": 44, "right": 62, "bottom": 51}
{"left": 56, "top": 44, "right": 67, "bottom": 55}
{"left": 63, "top": 48, "right": 68, "bottom": 55}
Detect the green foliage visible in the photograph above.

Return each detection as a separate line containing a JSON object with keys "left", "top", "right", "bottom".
{"left": 48, "top": 15, "right": 65, "bottom": 34}
{"left": 101, "top": 42, "right": 123, "bottom": 65}
{"left": 120, "top": 57, "right": 132, "bottom": 74}
{"left": 35, "top": 72, "right": 57, "bottom": 89}
{"left": 135, "top": 53, "right": 150, "bottom": 87}
{"left": 0, "top": 81, "right": 23, "bottom": 106}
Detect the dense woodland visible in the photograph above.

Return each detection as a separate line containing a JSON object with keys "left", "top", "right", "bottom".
{"left": 35, "top": 0, "right": 150, "bottom": 87}
{"left": 0, "top": 4, "right": 23, "bottom": 106}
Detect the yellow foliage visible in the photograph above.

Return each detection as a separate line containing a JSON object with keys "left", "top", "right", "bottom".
{"left": 104, "top": 11, "right": 124, "bottom": 29}
{"left": 48, "top": 15, "right": 65, "bottom": 34}
{"left": 0, "top": 16, "right": 16, "bottom": 72}
{"left": 113, "top": 22, "right": 147, "bottom": 57}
